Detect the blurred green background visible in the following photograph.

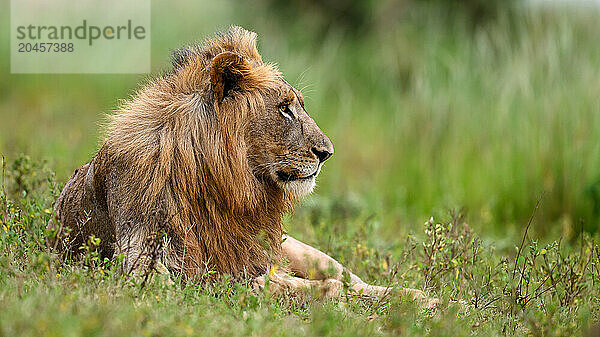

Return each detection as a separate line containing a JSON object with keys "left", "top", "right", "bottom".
{"left": 1, "top": 0, "right": 599, "bottom": 238}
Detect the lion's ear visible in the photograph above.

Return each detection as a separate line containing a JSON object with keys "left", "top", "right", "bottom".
{"left": 210, "top": 51, "right": 251, "bottom": 103}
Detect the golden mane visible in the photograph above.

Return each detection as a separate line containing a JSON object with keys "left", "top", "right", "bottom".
{"left": 98, "top": 26, "right": 290, "bottom": 278}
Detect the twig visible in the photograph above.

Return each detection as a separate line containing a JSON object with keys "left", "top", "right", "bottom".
{"left": 481, "top": 296, "right": 501, "bottom": 311}
{"left": 369, "top": 264, "right": 399, "bottom": 316}
{"left": 512, "top": 193, "right": 544, "bottom": 280}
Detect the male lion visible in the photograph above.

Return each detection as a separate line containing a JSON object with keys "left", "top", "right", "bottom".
{"left": 50, "top": 26, "right": 434, "bottom": 306}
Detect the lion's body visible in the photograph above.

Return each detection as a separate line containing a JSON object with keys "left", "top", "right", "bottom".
{"left": 51, "top": 28, "right": 305, "bottom": 279}
{"left": 48, "top": 27, "right": 439, "bottom": 308}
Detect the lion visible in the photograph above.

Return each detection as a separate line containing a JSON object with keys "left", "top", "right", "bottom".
{"left": 50, "top": 26, "right": 436, "bottom": 307}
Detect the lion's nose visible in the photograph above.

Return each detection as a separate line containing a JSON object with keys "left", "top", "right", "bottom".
{"left": 307, "top": 121, "right": 334, "bottom": 163}
{"left": 311, "top": 145, "right": 333, "bottom": 163}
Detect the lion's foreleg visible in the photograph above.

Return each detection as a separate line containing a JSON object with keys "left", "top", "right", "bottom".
{"left": 252, "top": 272, "right": 395, "bottom": 299}
{"left": 281, "top": 235, "right": 364, "bottom": 284}
{"left": 280, "top": 235, "right": 438, "bottom": 308}
{"left": 252, "top": 272, "right": 345, "bottom": 298}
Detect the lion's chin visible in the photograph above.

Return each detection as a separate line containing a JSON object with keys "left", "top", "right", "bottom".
{"left": 281, "top": 176, "right": 316, "bottom": 197}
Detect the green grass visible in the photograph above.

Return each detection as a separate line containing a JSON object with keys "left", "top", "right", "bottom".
{"left": 1, "top": 0, "right": 600, "bottom": 335}
{"left": 1, "top": 155, "right": 598, "bottom": 336}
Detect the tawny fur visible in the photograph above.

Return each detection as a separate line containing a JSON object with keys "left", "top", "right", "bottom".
{"left": 51, "top": 27, "right": 334, "bottom": 280}
{"left": 49, "top": 27, "right": 441, "bottom": 308}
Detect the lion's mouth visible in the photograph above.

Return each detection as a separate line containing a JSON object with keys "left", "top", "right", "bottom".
{"left": 276, "top": 169, "right": 317, "bottom": 182}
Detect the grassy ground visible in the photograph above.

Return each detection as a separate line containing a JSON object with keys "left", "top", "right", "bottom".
{"left": 0, "top": 155, "right": 598, "bottom": 336}
{"left": 1, "top": 0, "right": 600, "bottom": 335}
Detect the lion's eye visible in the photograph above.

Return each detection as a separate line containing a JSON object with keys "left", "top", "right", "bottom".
{"left": 279, "top": 104, "right": 294, "bottom": 120}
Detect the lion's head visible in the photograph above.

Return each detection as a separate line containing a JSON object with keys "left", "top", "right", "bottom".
{"left": 200, "top": 30, "right": 334, "bottom": 198}
{"left": 102, "top": 26, "right": 333, "bottom": 276}
{"left": 242, "top": 68, "right": 334, "bottom": 197}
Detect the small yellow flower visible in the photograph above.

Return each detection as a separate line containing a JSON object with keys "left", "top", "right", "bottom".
{"left": 269, "top": 264, "right": 278, "bottom": 278}
{"left": 44, "top": 208, "right": 52, "bottom": 214}
{"left": 540, "top": 249, "right": 547, "bottom": 255}
{"left": 381, "top": 259, "right": 388, "bottom": 270}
